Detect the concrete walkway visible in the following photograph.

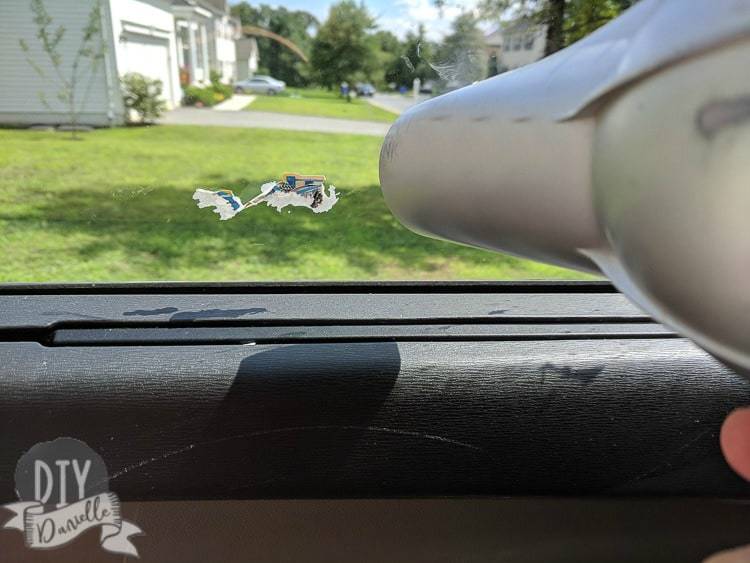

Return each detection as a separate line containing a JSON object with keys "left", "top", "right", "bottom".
{"left": 214, "top": 94, "right": 255, "bottom": 111}
{"left": 160, "top": 107, "right": 391, "bottom": 137}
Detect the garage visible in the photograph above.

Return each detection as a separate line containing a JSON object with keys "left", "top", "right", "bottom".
{"left": 119, "top": 28, "right": 177, "bottom": 109}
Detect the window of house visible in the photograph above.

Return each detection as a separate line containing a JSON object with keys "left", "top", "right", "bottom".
{"left": 195, "top": 24, "right": 205, "bottom": 68}
{"left": 178, "top": 24, "right": 190, "bottom": 69}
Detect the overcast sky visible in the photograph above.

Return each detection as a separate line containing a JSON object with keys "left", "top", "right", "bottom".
{"left": 229, "top": 0, "right": 484, "bottom": 40}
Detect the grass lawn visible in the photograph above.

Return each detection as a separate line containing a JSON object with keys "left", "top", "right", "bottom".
{"left": 245, "top": 87, "right": 398, "bottom": 123}
{"left": 0, "top": 125, "right": 588, "bottom": 282}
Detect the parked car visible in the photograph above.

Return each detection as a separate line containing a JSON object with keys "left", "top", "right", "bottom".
{"left": 355, "top": 82, "right": 376, "bottom": 97}
{"left": 233, "top": 75, "right": 285, "bottom": 95}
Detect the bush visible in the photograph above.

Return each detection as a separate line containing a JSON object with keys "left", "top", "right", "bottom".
{"left": 209, "top": 70, "right": 234, "bottom": 100}
{"left": 121, "top": 73, "right": 166, "bottom": 123}
{"left": 183, "top": 85, "right": 217, "bottom": 107}
{"left": 212, "top": 81, "right": 233, "bottom": 100}
{"left": 182, "top": 75, "right": 233, "bottom": 108}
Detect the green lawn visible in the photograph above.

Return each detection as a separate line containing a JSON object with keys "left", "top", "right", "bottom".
{"left": 0, "top": 126, "right": 588, "bottom": 282}
{"left": 245, "top": 87, "right": 398, "bottom": 123}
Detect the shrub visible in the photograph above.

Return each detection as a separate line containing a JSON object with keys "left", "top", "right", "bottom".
{"left": 212, "top": 81, "right": 233, "bottom": 100}
{"left": 182, "top": 79, "right": 233, "bottom": 108}
{"left": 183, "top": 85, "right": 217, "bottom": 107}
{"left": 209, "top": 70, "right": 234, "bottom": 100}
{"left": 121, "top": 73, "right": 166, "bottom": 123}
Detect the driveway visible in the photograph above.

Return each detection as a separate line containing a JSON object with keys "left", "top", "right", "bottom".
{"left": 160, "top": 107, "right": 391, "bottom": 137}
{"left": 368, "top": 93, "right": 430, "bottom": 115}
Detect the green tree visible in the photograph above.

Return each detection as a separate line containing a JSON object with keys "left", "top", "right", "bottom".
{"left": 564, "top": 0, "right": 626, "bottom": 44}
{"left": 387, "top": 25, "right": 438, "bottom": 89}
{"left": 372, "top": 30, "right": 401, "bottom": 87}
{"left": 231, "top": 2, "right": 317, "bottom": 87}
{"left": 310, "top": 1, "right": 377, "bottom": 89}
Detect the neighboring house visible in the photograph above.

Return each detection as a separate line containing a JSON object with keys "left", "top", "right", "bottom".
{"left": 0, "top": 0, "right": 180, "bottom": 126}
{"left": 172, "top": 0, "right": 242, "bottom": 85}
{"left": 235, "top": 37, "right": 260, "bottom": 82}
{"left": 485, "top": 19, "right": 547, "bottom": 72}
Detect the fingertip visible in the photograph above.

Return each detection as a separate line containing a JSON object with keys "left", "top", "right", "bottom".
{"left": 704, "top": 543, "right": 750, "bottom": 563}
{"left": 720, "top": 407, "right": 750, "bottom": 481}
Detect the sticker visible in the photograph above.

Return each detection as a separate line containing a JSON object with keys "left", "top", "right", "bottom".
{"left": 194, "top": 172, "right": 339, "bottom": 220}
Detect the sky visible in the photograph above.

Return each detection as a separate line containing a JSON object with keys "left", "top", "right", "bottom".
{"left": 229, "top": 0, "right": 484, "bottom": 40}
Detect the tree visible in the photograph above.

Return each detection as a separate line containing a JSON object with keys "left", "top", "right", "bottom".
{"left": 231, "top": 2, "right": 317, "bottom": 87}
{"left": 564, "top": 0, "right": 637, "bottom": 44}
{"left": 435, "top": 13, "right": 487, "bottom": 85}
{"left": 310, "top": 1, "right": 377, "bottom": 89}
{"left": 385, "top": 25, "right": 439, "bottom": 89}
{"left": 19, "top": 0, "right": 106, "bottom": 138}
{"left": 543, "top": 0, "right": 565, "bottom": 55}
{"left": 372, "top": 30, "right": 401, "bottom": 87}
{"left": 437, "top": 0, "right": 640, "bottom": 56}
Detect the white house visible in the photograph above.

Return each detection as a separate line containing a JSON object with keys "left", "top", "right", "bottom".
{"left": 0, "top": 0, "right": 253, "bottom": 127}
{"left": 485, "top": 19, "right": 547, "bottom": 73}
{"left": 172, "top": 0, "right": 243, "bottom": 85}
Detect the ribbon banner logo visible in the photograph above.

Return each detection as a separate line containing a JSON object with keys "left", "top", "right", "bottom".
{"left": 1, "top": 437, "right": 142, "bottom": 557}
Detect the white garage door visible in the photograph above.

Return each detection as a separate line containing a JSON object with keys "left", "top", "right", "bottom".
{"left": 120, "top": 33, "right": 174, "bottom": 108}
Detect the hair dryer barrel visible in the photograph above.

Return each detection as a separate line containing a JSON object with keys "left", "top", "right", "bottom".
{"left": 379, "top": 78, "right": 602, "bottom": 273}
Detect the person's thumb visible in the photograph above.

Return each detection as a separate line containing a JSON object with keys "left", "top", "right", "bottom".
{"left": 705, "top": 544, "right": 750, "bottom": 563}
{"left": 720, "top": 407, "right": 750, "bottom": 481}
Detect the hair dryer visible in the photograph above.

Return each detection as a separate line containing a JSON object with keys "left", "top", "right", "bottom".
{"left": 379, "top": 0, "right": 750, "bottom": 372}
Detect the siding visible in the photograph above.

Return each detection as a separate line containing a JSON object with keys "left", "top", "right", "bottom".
{"left": 0, "top": 0, "right": 123, "bottom": 126}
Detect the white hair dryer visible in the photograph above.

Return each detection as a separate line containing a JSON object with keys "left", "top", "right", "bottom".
{"left": 380, "top": 0, "right": 750, "bottom": 372}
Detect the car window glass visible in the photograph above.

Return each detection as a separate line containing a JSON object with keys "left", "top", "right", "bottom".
{"left": 0, "top": 0, "right": 635, "bottom": 283}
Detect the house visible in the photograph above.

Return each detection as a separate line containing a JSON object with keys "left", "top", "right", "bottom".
{"left": 0, "top": 0, "right": 180, "bottom": 126}
{"left": 485, "top": 19, "right": 547, "bottom": 73}
{"left": 110, "top": 0, "right": 182, "bottom": 109}
{"left": 235, "top": 37, "right": 260, "bottom": 82}
{"left": 172, "top": 0, "right": 243, "bottom": 85}
{"left": 0, "top": 0, "right": 252, "bottom": 127}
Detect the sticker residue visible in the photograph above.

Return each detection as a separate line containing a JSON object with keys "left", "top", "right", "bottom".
{"left": 193, "top": 172, "right": 338, "bottom": 220}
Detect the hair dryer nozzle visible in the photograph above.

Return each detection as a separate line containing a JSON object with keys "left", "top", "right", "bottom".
{"left": 379, "top": 0, "right": 750, "bottom": 372}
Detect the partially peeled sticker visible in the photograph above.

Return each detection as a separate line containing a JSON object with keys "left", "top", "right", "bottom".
{"left": 193, "top": 173, "right": 338, "bottom": 220}
{"left": 193, "top": 189, "right": 244, "bottom": 220}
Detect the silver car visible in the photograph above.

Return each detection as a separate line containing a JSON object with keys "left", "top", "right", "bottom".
{"left": 233, "top": 75, "right": 286, "bottom": 95}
